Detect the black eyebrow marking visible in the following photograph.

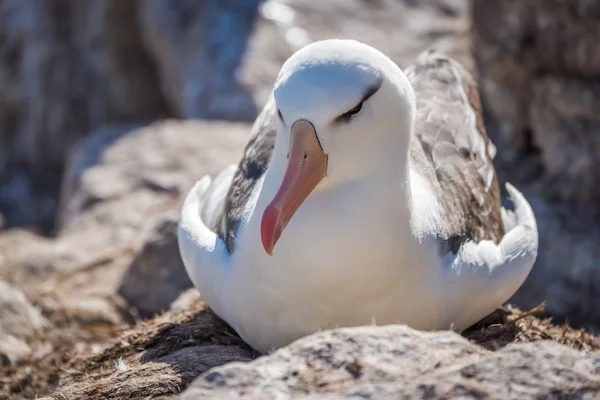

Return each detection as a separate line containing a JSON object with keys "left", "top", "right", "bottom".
{"left": 361, "top": 79, "right": 382, "bottom": 103}
{"left": 333, "top": 79, "right": 383, "bottom": 124}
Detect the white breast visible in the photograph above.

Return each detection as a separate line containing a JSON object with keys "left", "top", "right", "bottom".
{"left": 218, "top": 172, "right": 450, "bottom": 353}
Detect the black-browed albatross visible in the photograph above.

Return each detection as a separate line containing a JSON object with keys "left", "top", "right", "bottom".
{"left": 178, "top": 39, "right": 538, "bottom": 354}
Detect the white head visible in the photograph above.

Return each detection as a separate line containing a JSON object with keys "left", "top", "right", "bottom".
{"left": 261, "top": 39, "right": 416, "bottom": 255}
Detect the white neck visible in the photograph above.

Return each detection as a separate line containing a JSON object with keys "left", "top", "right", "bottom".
{"left": 242, "top": 122, "right": 415, "bottom": 269}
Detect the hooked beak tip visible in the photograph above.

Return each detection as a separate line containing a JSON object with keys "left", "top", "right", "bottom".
{"left": 261, "top": 205, "right": 280, "bottom": 256}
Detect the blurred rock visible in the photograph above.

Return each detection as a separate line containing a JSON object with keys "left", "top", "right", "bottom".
{"left": 510, "top": 197, "right": 600, "bottom": 330}
{"left": 473, "top": 0, "right": 600, "bottom": 330}
{"left": 0, "top": 333, "right": 31, "bottom": 365}
{"left": 0, "top": 0, "right": 261, "bottom": 232}
{"left": 473, "top": 1, "right": 600, "bottom": 179}
{"left": 139, "top": 0, "right": 260, "bottom": 121}
{"left": 0, "top": 229, "right": 62, "bottom": 288}
{"left": 0, "top": 280, "right": 46, "bottom": 365}
{"left": 59, "top": 121, "right": 249, "bottom": 233}
{"left": 530, "top": 76, "right": 600, "bottom": 202}
{"left": 0, "top": 120, "right": 250, "bottom": 384}
{"left": 182, "top": 325, "right": 600, "bottom": 399}
{"left": 0, "top": 120, "right": 251, "bottom": 399}
{"left": 118, "top": 210, "right": 192, "bottom": 317}
{"left": 0, "top": 0, "right": 169, "bottom": 232}
{"left": 243, "top": 0, "right": 472, "bottom": 105}
{"left": 0, "top": 280, "right": 46, "bottom": 339}
{"left": 56, "top": 120, "right": 249, "bottom": 318}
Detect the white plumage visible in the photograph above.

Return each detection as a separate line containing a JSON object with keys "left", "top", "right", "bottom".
{"left": 178, "top": 40, "right": 538, "bottom": 354}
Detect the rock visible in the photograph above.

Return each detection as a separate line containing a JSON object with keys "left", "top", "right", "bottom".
{"left": 181, "top": 325, "right": 600, "bottom": 399}
{"left": 0, "top": 0, "right": 170, "bottom": 232}
{"left": 0, "top": 120, "right": 250, "bottom": 400}
{"left": 59, "top": 120, "right": 249, "bottom": 233}
{"left": 0, "top": 280, "right": 46, "bottom": 366}
{"left": 0, "top": 0, "right": 261, "bottom": 231}
{"left": 0, "top": 229, "right": 59, "bottom": 287}
{"left": 243, "top": 0, "right": 472, "bottom": 105}
{"left": 55, "top": 120, "right": 249, "bottom": 318}
{"left": 472, "top": 0, "right": 600, "bottom": 200}
{"left": 40, "top": 303, "right": 600, "bottom": 400}
{"left": 510, "top": 197, "right": 600, "bottom": 330}
{"left": 139, "top": 0, "right": 260, "bottom": 121}
{"left": 473, "top": 0, "right": 600, "bottom": 178}
{"left": 530, "top": 76, "right": 600, "bottom": 202}
{"left": 0, "top": 333, "right": 31, "bottom": 366}
{"left": 473, "top": 0, "right": 600, "bottom": 330}
{"left": 0, "top": 280, "right": 46, "bottom": 339}
{"left": 117, "top": 210, "right": 192, "bottom": 317}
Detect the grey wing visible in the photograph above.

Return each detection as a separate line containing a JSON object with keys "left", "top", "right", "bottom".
{"left": 406, "top": 50, "right": 504, "bottom": 247}
{"left": 215, "top": 94, "right": 278, "bottom": 253}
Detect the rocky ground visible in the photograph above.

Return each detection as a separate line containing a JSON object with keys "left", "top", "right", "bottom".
{"left": 1, "top": 0, "right": 600, "bottom": 399}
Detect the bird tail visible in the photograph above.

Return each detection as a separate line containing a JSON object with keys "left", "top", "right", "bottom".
{"left": 501, "top": 183, "right": 539, "bottom": 254}
{"left": 446, "top": 182, "right": 538, "bottom": 331}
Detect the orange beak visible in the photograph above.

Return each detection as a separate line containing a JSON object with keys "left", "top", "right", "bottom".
{"left": 261, "top": 120, "right": 328, "bottom": 256}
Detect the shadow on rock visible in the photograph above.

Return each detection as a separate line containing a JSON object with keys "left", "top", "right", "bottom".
{"left": 117, "top": 210, "right": 193, "bottom": 318}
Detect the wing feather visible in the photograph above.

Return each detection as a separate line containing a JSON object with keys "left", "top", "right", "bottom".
{"left": 216, "top": 95, "right": 277, "bottom": 252}
{"left": 406, "top": 50, "right": 504, "bottom": 244}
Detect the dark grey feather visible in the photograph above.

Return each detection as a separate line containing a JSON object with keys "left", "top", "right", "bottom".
{"left": 215, "top": 96, "right": 277, "bottom": 252}
{"left": 406, "top": 50, "right": 504, "bottom": 248}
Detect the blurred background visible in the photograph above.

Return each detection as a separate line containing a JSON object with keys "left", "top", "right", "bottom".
{"left": 0, "top": 0, "right": 599, "bottom": 389}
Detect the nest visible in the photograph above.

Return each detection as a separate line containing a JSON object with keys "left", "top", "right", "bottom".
{"left": 2, "top": 297, "right": 598, "bottom": 400}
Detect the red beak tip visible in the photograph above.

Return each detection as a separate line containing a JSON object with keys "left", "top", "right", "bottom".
{"left": 261, "top": 206, "right": 279, "bottom": 257}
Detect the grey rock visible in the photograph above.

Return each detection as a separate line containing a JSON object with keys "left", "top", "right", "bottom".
{"left": 181, "top": 325, "right": 600, "bottom": 399}
{"left": 0, "top": 120, "right": 251, "bottom": 399}
{"left": 0, "top": 0, "right": 170, "bottom": 232}
{"left": 0, "top": 279, "right": 46, "bottom": 365}
{"left": 0, "top": 280, "right": 46, "bottom": 339}
{"left": 0, "top": 0, "right": 261, "bottom": 231}
{"left": 117, "top": 210, "right": 192, "bottom": 317}
{"left": 0, "top": 229, "right": 93, "bottom": 311}
{"left": 0, "top": 332, "right": 31, "bottom": 365}
{"left": 139, "top": 0, "right": 260, "bottom": 121}
{"left": 59, "top": 120, "right": 249, "bottom": 234}
{"left": 3, "top": 120, "right": 249, "bottom": 343}
{"left": 472, "top": 0, "right": 600, "bottom": 200}
{"left": 57, "top": 120, "right": 249, "bottom": 317}
{"left": 530, "top": 76, "right": 600, "bottom": 202}
{"left": 473, "top": 0, "right": 600, "bottom": 330}
{"left": 511, "top": 196, "right": 600, "bottom": 330}
{"left": 243, "top": 0, "right": 472, "bottom": 106}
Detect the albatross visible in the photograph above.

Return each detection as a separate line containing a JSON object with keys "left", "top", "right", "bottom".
{"left": 178, "top": 40, "right": 538, "bottom": 354}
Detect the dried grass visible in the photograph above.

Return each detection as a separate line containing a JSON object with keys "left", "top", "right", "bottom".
{"left": 2, "top": 298, "right": 598, "bottom": 400}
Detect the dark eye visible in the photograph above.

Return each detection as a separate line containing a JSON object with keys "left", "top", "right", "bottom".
{"left": 335, "top": 101, "right": 364, "bottom": 123}
{"left": 347, "top": 102, "right": 363, "bottom": 117}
